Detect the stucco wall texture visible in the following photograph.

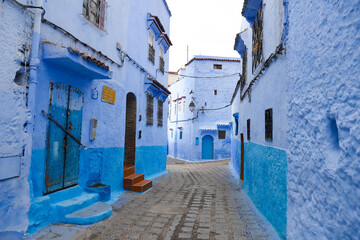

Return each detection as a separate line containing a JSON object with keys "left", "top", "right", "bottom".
{"left": 0, "top": 1, "right": 31, "bottom": 235}
{"left": 286, "top": 1, "right": 360, "bottom": 239}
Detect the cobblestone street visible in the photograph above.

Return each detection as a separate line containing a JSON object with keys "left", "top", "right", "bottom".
{"left": 63, "top": 158, "right": 277, "bottom": 240}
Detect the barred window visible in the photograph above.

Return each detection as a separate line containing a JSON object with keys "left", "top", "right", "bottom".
{"left": 83, "top": 0, "right": 106, "bottom": 30}
{"left": 179, "top": 131, "right": 183, "bottom": 139}
{"left": 159, "top": 47, "right": 165, "bottom": 73}
{"left": 148, "top": 32, "right": 155, "bottom": 64}
{"left": 213, "top": 64, "right": 222, "bottom": 70}
{"left": 157, "top": 99, "right": 163, "bottom": 127}
{"left": 265, "top": 109, "right": 272, "bottom": 141}
{"left": 218, "top": 130, "right": 226, "bottom": 139}
{"left": 241, "top": 47, "right": 247, "bottom": 90}
{"left": 252, "top": 2, "right": 263, "bottom": 72}
{"left": 146, "top": 92, "right": 154, "bottom": 125}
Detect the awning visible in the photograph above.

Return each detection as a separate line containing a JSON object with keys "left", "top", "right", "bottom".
{"left": 242, "top": 0, "right": 262, "bottom": 26}
{"left": 145, "top": 77, "right": 171, "bottom": 102}
{"left": 42, "top": 43, "right": 112, "bottom": 79}
{"left": 158, "top": 33, "right": 172, "bottom": 53}
{"left": 234, "top": 32, "right": 246, "bottom": 57}
{"left": 147, "top": 13, "right": 165, "bottom": 40}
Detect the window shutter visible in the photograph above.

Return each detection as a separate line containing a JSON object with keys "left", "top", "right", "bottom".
{"left": 146, "top": 92, "right": 153, "bottom": 126}
{"left": 99, "top": 0, "right": 106, "bottom": 30}
{"left": 157, "top": 99, "right": 163, "bottom": 126}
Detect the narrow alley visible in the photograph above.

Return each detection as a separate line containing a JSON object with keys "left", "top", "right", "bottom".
{"left": 30, "top": 158, "right": 278, "bottom": 240}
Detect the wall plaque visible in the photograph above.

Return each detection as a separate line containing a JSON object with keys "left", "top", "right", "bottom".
{"left": 102, "top": 85, "right": 116, "bottom": 104}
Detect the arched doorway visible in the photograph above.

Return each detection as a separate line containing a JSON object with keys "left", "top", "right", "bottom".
{"left": 202, "top": 135, "right": 214, "bottom": 159}
{"left": 124, "top": 93, "right": 136, "bottom": 167}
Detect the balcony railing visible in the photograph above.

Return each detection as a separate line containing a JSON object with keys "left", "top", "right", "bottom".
{"left": 148, "top": 44, "right": 155, "bottom": 64}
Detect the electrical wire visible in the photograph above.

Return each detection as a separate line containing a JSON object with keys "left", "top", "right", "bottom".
{"left": 169, "top": 104, "right": 232, "bottom": 123}
{"left": 167, "top": 71, "right": 241, "bottom": 79}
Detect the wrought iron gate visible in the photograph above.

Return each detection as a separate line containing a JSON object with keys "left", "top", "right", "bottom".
{"left": 45, "top": 82, "right": 84, "bottom": 194}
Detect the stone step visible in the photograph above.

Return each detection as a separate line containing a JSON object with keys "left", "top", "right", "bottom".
{"left": 54, "top": 192, "right": 99, "bottom": 217}
{"left": 124, "top": 166, "right": 135, "bottom": 177}
{"left": 49, "top": 185, "right": 83, "bottom": 204}
{"left": 124, "top": 173, "right": 144, "bottom": 186}
{"left": 63, "top": 202, "right": 112, "bottom": 225}
{"left": 131, "top": 180, "right": 152, "bottom": 193}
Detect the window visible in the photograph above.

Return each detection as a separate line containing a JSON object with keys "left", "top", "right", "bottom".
{"left": 241, "top": 47, "right": 247, "bottom": 90}
{"left": 171, "top": 131, "right": 173, "bottom": 138}
{"left": 179, "top": 131, "right": 183, "bottom": 139}
{"left": 148, "top": 32, "right": 155, "bottom": 64}
{"left": 247, "top": 119, "right": 250, "bottom": 141}
{"left": 252, "top": 2, "right": 263, "bottom": 72}
{"left": 218, "top": 130, "right": 226, "bottom": 139}
{"left": 265, "top": 108, "right": 273, "bottom": 141}
{"left": 83, "top": 0, "right": 106, "bottom": 30}
{"left": 183, "top": 101, "right": 185, "bottom": 113}
{"left": 159, "top": 47, "right": 164, "bottom": 73}
{"left": 174, "top": 102, "right": 176, "bottom": 115}
{"left": 178, "top": 101, "right": 182, "bottom": 113}
{"left": 213, "top": 64, "right": 222, "bottom": 70}
{"left": 157, "top": 99, "right": 163, "bottom": 126}
{"left": 146, "top": 92, "right": 154, "bottom": 125}
{"left": 195, "top": 137, "right": 199, "bottom": 145}
{"left": 235, "top": 118, "right": 239, "bottom": 136}
{"left": 214, "top": 90, "right": 217, "bottom": 95}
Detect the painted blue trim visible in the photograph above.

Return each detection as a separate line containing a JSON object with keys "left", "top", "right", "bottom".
{"left": 42, "top": 43, "right": 111, "bottom": 79}
{"left": 243, "top": 0, "right": 262, "bottom": 26}
{"left": 243, "top": 142, "right": 287, "bottom": 240}
{"left": 234, "top": 33, "right": 246, "bottom": 57}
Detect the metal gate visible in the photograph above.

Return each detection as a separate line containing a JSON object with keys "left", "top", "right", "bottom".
{"left": 202, "top": 135, "right": 214, "bottom": 159}
{"left": 45, "top": 82, "right": 84, "bottom": 194}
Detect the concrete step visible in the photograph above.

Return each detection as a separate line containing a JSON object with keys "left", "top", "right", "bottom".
{"left": 49, "top": 185, "right": 82, "bottom": 204}
{"left": 54, "top": 192, "right": 99, "bottom": 217}
{"left": 131, "top": 180, "right": 152, "bottom": 193}
{"left": 124, "top": 166, "right": 135, "bottom": 177}
{"left": 63, "top": 202, "right": 112, "bottom": 225}
{"left": 124, "top": 173, "right": 144, "bottom": 186}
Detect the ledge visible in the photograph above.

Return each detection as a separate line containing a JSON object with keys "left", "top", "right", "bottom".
{"left": 42, "top": 43, "right": 112, "bottom": 80}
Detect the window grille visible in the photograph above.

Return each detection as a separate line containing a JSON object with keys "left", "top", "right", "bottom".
{"left": 213, "top": 64, "right": 222, "bottom": 70}
{"left": 83, "top": 0, "right": 106, "bottom": 30}
{"left": 218, "top": 130, "right": 226, "bottom": 139}
{"left": 148, "top": 32, "right": 155, "bottom": 64}
{"left": 247, "top": 119, "right": 250, "bottom": 141}
{"left": 252, "top": 2, "right": 263, "bottom": 72}
{"left": 241, "top": 47, "right": 247, "bottom": 90}
{"left": 146, "top": 92, "right": 154, "bottom": 126}
{"left": 159, "top": 47, "right": 165, "bottom": 73}
{"left": 183, "top": 101, "right": 185, "bottom": 113}
{"left": 265, "top": 108, "right": 273, "bottom": 141}
{"left": 214, "top": 90, "right": 217, "bottom": 95}
{"left": 157, "top": 99, "right": 163, "bottom": 127}
{"left": 179, "top": 131, "right": 183, "bottom": 139}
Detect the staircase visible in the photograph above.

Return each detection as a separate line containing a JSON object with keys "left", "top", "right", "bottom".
{"left": 123, "top": 166, "right": 152, "bottom": 192}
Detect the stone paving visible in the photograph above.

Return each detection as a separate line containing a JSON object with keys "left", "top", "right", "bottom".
{"left": 67, "top": 157, "right": 279, "bottom": 240}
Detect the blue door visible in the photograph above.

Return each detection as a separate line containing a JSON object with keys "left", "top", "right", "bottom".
{"left": 45, "top": 82, "right": 84, "bottom": 194}
{"left": 202, "top": 135, "right": 214, "bottom": 159}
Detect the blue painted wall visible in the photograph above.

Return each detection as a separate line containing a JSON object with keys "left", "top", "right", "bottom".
{"left": 243, "top": 142, "right": 287, "bottom": 239}
{"left": 168, "top": 56, "right": 240, "bottom": 161}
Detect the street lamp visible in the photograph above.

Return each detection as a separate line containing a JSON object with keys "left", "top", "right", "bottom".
{"left": 189, "top": 101, "right": 195, "bottom": 112}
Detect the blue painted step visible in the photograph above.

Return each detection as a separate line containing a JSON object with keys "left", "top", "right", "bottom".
{"left": 64, "top": 202, "right": 112, "bottom": 225}
{"left": 55, "top": 192, "right": 99, "bottom": 218}
{"left": 49, "top": 186, "right": 83, "bottom": 204}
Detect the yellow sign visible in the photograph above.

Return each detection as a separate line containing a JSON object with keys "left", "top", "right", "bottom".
{"left": 102, "top": 85, "right": 116, "bottom": 104}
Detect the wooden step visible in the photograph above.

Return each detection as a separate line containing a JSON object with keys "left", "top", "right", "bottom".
{"left": 123, "top": 173, "right": 144, "bottom": 187}
{"left": 124, "top": 166, "right": 135, "bottom": 177}
{"left": 131, "top": 180, "right": 152, "bottom": 193}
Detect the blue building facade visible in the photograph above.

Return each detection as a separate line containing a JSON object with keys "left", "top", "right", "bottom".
{"left": 0, "top": 0, "right": 171, "bottom": 237}
{"left": 231, "top": 0, "right": 360, "bottom": 239}
{"left": 168, "top": 56, "right": 240, "bottom": 162}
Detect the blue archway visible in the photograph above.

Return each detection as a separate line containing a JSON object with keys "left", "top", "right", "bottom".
{"left": 202, "top": 135, "right": 214, "bottom": 159}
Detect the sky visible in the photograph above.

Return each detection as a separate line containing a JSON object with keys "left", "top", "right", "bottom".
{"left": 166, "top": 0, "right": 244, "bottom": 71}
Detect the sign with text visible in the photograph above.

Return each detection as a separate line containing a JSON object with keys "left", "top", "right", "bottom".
{"left": 102, "top": 85, "right": 116, "bottom": 104}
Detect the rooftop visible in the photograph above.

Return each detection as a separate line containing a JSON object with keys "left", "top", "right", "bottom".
{"left": 185, "top": 55, "right": 241, "bottom": 66}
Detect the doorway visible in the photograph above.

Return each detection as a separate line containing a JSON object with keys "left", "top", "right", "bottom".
{"left": 45, "top": 82, "right": 84, "bottom": 194}
{"left": 124, "top": 93, "right": 137, "bottom": 167}
{"left": 202, "top": 135, "right": 214, "bottom": 159}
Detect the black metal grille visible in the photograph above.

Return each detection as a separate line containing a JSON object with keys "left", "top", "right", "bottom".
{"left": 241, "top": 47, "right": 247, "bottom": 90}
{"left": 157, "top": 99, "right": 163, "bottom": 126}
{"left": 252, "top": 2, "right": 263, "bottom": 72}
{"left": 218, "top": 130, "right": 226, "bottom": 139}
{"left": 265, "top": 108, "right": 272, "bottom": 141}
{"left": 159, "top": 57, "right": 165, "bottom": 73}
{"left": 148, "top": 44, "right": 155, "bottom": 64}
{"left": 146, "top": 92, "right": 153, "bottom": 126}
